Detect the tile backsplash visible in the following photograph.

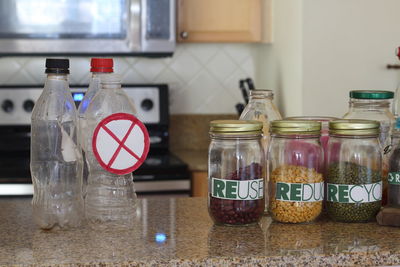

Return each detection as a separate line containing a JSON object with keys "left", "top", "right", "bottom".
{"left": 0, "top": 44, "right": 258, "bottom": 114}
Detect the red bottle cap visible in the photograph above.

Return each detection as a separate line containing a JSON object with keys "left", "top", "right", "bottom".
{"left": 397, "top": 47, "right": 400, "bottom": 60}
{"left": 90, "top": 58, "right": 113, "bottom": 73}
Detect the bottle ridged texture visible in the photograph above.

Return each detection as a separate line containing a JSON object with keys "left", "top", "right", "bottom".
{"left": 31, "top": 76, "right": 83, "bottom": 230}
{"left": 82, "top": 77, "right": 138, "bottom": 229}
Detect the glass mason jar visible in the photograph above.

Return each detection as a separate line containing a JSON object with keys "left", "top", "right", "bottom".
{"left": 342, "top": 90, "right": 394, "bottom": 205}
{"left": 208, "top": 120, "right": 265, "bottom": 226}
{"left": 326, "top": 120, "right": 382, "bottom": 222}
{"left": 286, "top": 116, "right": 338, "bottom": 175}
{"left": 388, "top": 118, "right": 400, "bottom": 207}
{"left": 268, "top": 120, "right": 324, "bottom": 224}
{"left": 239, "top": 90, "right": 282, "bottom": 213}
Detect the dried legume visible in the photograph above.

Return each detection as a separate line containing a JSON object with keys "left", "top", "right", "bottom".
{"left": 326, "top": 161, "right": 381, "bottom": 222}
{"left": 209, "top": 163, "right": 264, "bottom": 225}
{"left": 269, "top": 165, "right": 323, "bottom": 223}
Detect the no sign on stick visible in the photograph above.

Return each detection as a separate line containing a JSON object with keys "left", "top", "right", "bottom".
{"left": 92, "top": 113, "right": 150, "bottom": 175}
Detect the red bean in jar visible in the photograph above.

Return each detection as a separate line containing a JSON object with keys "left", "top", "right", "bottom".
{"left": 208, "top": 120, "right": 265, "bottom": 226}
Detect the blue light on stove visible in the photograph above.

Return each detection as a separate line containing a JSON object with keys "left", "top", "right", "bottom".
{"left": 73, "top": 93, "right": 84, "bottom": 101}
{"left": 155, "top": 232, "right": 167, "bottom": 243}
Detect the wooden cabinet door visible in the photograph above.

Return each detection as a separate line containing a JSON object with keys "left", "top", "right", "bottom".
{"left": 177, "top": 0, "right": 261, "bottom": 42}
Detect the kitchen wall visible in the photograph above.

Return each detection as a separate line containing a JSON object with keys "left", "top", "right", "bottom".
{"left": 0, "top": 44, "right": 258, "bottom": 114}
{"left": 257, "top": 0, "right": 400, "bottom": 118}
{"left": 256, "top": 0, "right": 303, "bottom": 117}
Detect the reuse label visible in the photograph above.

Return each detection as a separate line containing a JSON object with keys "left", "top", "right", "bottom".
{"left": 211, "top": 178, "right": 264, "bottom": 200}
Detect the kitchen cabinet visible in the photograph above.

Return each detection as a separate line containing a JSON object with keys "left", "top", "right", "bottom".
{"left": 191, "top": 171, "right": 208, "bottom": 197}
{"left": 177, "top": 0, "right": 266, "bottom": 43}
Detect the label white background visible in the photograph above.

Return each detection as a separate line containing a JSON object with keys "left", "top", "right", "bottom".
{"left": 327, "top": 182, "right": 382, "bottom": 203}
{"left": 211, "top": 178, "right": 264, "bottom": 200}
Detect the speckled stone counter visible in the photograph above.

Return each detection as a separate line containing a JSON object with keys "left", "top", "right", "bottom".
{"left": 2, "top": 197, "right": 400, "bottom": 266}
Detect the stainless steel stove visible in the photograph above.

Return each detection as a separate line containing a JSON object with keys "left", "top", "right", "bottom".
{"left": 0, "top": 84, "right": 190, "bottom": 196}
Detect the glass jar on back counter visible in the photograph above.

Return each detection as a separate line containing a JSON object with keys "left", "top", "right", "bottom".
{"left": 388, "top": 118, "right": 400, "bottom": 208}
{"left": 326, "top": 120, "right": 382, "bottom": 223}
{"left": 239, "top": 90, "right": 282, "bottom": 213}
{"left": 208, "top": 120, "right": 265, "bottom": 226}
{"left": 342, "top": 90, "right": 395, "bottom": 204}
{"left": 268, "top": 120, "right": 324, "bottom": 224}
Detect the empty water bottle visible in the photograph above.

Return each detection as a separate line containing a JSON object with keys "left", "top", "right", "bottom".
{"left": 83, "top": 73, "right": 146, "bottom": 229}
{"left": 30, "top": 58, "right": 83, "bottom": 230}
{"left": 78, "top": 58, "right": 114, "bottom": 196}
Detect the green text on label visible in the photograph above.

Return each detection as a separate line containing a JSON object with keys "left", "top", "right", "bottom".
{"left": 388, "top": 172, "right": 400, "bottom": 185}
{"left": 211, "top": 178, "right": 264, "bottom": 200}
{"left": 327, "top": 182, "right": 382, "bottom": 203}
{"left": 275, "top": 182, "right": 324, "bottom": 202}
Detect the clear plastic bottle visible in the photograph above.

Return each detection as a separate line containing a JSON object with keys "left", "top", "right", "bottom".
{"left": 31, "top": 58, "right": 83, "bottom": 230}
{"left": 78, "top": 58, "right": 113, "bottom": 196}
{"left": 239, "top": 89, "right": 282, "bottom": 213}
{"left": 78, "top": 58, "right": 113, "bottom": 117}
{"left": 83, "top": 74, "right": 138, "bottom": 229}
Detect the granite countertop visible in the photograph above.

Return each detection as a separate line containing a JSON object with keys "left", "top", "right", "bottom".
{"left": 2, "top": 197, "right": 400, "bottom": 266}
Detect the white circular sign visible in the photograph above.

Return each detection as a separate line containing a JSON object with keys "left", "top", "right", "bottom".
{"left": 92, "top": 113, "right": 150, "bottom": 175}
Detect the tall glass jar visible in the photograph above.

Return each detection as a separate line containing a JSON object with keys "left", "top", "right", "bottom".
{"left": 388, "top": 118, "right": 400, "bottom": 207}
{"left": 326, "top": 120, "right": 382, "bottom": 223}
{"left": 342, "top": 90, "right": 394, "bottom": 204}
{"left": 239, "top": 90, "right": 282, "bottom": 213}
{"left": 208, "top": 120, "right": 265, "bottom": 226}
{"left": 268, "top": 120, "right": 324, "bottom": 224}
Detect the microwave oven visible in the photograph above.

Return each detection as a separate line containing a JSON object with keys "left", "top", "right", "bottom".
{"left": 0, "top": 0, "right": 175, "bottom": 56}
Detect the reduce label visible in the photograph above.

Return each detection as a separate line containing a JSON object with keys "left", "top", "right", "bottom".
{"left": 327, "top": 182, "right": 382, "bottom": 203}
{"left": 275, "top": 182, "right": 324, "bottom": 202}
{"left": 388, "top": 172, "right": 400, "bottom": 185}
{"left": 211, "top": 178, "right": 264, "bottom": 200}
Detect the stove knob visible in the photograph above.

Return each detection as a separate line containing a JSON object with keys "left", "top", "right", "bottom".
{"left": 23, "top": 100, "right": 35, "bottom": 112}
{"left": 141, "top": 98, "right": 154, "bottom": 111}
{"left": 2, "top": 99, "right": 14, "bottom": 113}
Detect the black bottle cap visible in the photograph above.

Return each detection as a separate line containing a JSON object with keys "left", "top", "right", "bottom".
{"left": 45, "top": 58, "right": 70, "bottom": 74}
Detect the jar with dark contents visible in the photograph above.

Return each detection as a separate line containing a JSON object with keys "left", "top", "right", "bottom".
{"left": 326, "top": 120, "right": 382, "bottom": 222}
{"left": 388, "top": 118, "right": 400, "bottom": 207}
{"left": 208, "top": 120, "right": 265, "bottom": 226}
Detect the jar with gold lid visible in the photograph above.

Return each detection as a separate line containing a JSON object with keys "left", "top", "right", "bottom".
{"left": 208, "top": 120, "right": 265, "bottom": 226}
{"left": 326, "top": 119, "right": 382, "bottom": 222}
{"left": 268, "top": 120, "right": 324, "bottom": 224}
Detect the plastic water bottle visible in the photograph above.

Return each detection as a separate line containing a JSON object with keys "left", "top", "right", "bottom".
{"left": 83, "top": 74, "right": 139, "bottom": 229}
{"left": 78, "top": 58, "right": 113, "bottom": 196}
{"left": 30, "top": 58, "right": 83, "bottom": 230}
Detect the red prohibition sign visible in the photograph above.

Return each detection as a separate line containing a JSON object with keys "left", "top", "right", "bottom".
{"left": 92, "top": 113, "right": 150, "bottom": 175}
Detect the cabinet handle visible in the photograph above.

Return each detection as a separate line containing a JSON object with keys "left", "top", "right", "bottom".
{"left": 180, "top": 31, "right": 189, "bottom": 39}
{"left": 387, "top": 64, "right": 400, "bottom": 69}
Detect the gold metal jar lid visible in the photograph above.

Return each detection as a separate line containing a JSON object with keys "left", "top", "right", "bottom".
{"left": 271, "top": 120, "right": 321, "bottom": 134}
{"left": 210, "top": 120, "right": 262, "bottom": 134}
{"left": 329, "top": 119, "right": 380, "bottom": 135}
